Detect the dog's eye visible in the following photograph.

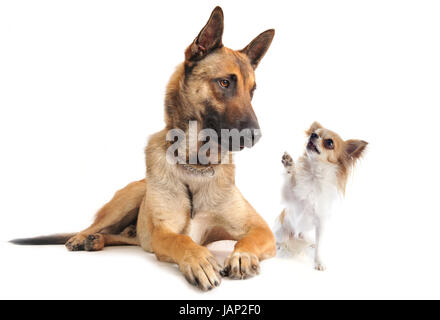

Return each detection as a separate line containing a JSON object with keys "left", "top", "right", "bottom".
{"left": 218, "top": 79, "right": 230, "bottom": 88}
{"left": 324, "top": 139, "right": 334, "bottom": 150}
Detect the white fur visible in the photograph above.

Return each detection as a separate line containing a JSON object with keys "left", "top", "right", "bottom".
{"left": 274, "top": 151, "right": 342, "bottom": 270}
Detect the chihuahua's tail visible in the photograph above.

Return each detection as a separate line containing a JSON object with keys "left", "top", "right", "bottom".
{"left": 273, "top": 208, "right": 289, "bottom": 245}
{"left": 9, "top": 233, "right": 76, "bottom": 245}
{"left": 273, "top": 209, "right": 312, "bottom": 257}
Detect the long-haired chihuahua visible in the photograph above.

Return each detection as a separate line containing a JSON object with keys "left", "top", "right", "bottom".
{"left": 274, "top": 121, "right": 367, "bottom": 271}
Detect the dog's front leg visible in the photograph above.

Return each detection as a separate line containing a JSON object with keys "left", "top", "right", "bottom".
{"left": 150, "top": 225, "right": 223, "bottom": 291}
{"left": 224, "top": 217, "right": 276, "bottom": 280}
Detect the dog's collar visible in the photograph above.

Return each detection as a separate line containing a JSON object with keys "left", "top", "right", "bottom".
{"left": 181, "top": 164, "right": 215, "bottom": 177}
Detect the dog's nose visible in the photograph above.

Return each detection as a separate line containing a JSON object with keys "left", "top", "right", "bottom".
{"left": 238, "top": 117, "right": 259, "bottom": 130}
{"left": 238, "top": 117, "right": 261, "bottom": 146}
{"left": 251, "top": 127, "right": 262, "bottom": 145}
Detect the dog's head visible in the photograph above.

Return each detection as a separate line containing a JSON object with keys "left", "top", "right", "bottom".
{"left": 305, "top": 121, "right": 368, "bottom": 192}
{"left": 305, "top": 121, "right": 368, "bottom": 164}
{"left": 165, "top": 7, "right": 274, "bottom": 151}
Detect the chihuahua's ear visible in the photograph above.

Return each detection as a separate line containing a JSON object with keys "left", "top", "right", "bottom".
{"left": 305, "top": 121, "right": 323, "bottom": 136}
{"left": 344, "top": 139, "right": 368, "bottom": 163}
{"left": 185, "top": 6, "right": 224, "bottom": 63}
{"left": 241, "top": 29, "right": 275, "bottom": 69}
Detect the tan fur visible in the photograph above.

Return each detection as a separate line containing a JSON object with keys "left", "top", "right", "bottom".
{"left": 279, "top": 208, "right": 287, "bottom": 224}
{"left": 276, "top": 122, "right": 368, "bottom": 270}
{"left": 305, "top": 121, "right": 368, "bottom": 194}
{"left": 65, "top": 179, "right": 145, "bottom": 251}
{"left": 63, "top": 7, "right": 276, "bottom": 291}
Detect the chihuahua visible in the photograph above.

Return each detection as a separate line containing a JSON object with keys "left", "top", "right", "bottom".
{"left": 274, "top": 122, "right": 367, "bottom": 270}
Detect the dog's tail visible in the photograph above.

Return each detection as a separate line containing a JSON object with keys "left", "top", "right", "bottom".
{"left": 9, "top": 233, "right": 76, "bottom": 245}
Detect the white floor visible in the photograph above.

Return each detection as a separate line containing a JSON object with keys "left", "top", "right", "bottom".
{"left": 2, "top": 228, "right": 438, "bottom": 299}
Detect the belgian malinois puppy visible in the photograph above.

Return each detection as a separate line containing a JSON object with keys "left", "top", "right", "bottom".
{"left": 11, "top": 6, "right": 276, "bottom": 291}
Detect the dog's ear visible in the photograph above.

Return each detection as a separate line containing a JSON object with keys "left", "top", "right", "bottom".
{"left": 241, "top": 29, "right": 275, "bottom": 69}
{"left": 344, "top": 139, "right": 368, "bottom": 163}
{"left": 185, "top": 6, "right": 224, "bottom": 62}
{"left": 305, "top": 121, "right": 323, "bottom": 136}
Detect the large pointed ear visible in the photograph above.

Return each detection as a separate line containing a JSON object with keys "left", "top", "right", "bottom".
{"left": 240, "top": 29, "right": 275, "bottom": 69}
{"left": 185, "top": 6, "right": 224, "bottom": 63}
{"left": 305, "top": 121, "right": 323, "bottom": 136}
{"left": 344, "top": 139, "right": 368, "bottom": 162}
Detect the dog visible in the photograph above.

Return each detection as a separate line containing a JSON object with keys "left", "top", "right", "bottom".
{"left": 273, "top": 122, "right": 367, "bottom": 271}
{"left": 10, "top": 7, "right": 277, "bottom": 291}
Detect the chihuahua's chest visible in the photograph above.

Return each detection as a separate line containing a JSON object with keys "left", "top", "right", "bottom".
{"left": 283, "top": 161, "right": 339, "bottom": 231}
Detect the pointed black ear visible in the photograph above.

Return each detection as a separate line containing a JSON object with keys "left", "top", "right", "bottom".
{"left": 344, "top": 139, "right": 368, "bottom": 162}
{"left": 185, "top": 6, "right": 224, "bottom": 62}
{"left": 240, "top": 29, "right": 275, "bottom": 69}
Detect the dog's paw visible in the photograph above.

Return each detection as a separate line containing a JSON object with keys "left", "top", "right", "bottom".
{"left": 120, "top": 225, "right": 137, "bottom": 238}
{"left": 84, "top": 233, "right": 105, "bottom": 251}
{"left": 65, "top": 234, "right": 87, "bottom": 251}
{"left": 222, "top": 252, "right": 260, "bottom": 280}
{"left": 314, "top": 262, "right": 326, "bottom": 271}
{"left": 179, "top": 247, "right": 223, "bottom": 291}
{"left": 282, "top": 152, "right": 294, "bottom": 170}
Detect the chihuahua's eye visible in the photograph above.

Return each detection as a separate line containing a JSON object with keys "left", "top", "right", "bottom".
{"left": 324, "top": 139, "right": 334, "bottom": 150}
{"left": 218, "top": 79, "right": 230, "bottom": 88}
{"left": 311, "top": 132, "right": 319, "bottom": 140}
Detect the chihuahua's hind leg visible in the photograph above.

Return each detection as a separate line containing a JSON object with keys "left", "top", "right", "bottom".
{"left": 65, "top": 179, "right": 146, "bottom": 251}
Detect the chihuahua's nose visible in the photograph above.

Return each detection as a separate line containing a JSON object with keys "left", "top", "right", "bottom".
{"left": 310, "top": 132, "right": 319, "bottom": 140}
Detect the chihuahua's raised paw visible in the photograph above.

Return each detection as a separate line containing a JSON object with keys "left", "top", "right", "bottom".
{"left": 282, "top": 152, "right": 294, "bottom": 173}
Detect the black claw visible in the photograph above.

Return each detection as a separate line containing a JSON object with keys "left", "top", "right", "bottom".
{"left": 184, "top": 275, "right": 196, "bottom": 287}
{"left": 220, "top": 267, "right": 229, "bottom": 277}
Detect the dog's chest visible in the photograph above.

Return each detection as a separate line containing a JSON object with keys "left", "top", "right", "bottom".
{"left": 182, "top": 181, "right": 227, "bottom": 244}
{"left": 185, "top": 211, "right": 216, "bottom": 245}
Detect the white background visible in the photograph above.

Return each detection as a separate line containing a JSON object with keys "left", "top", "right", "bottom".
{"left": 1, "top": 0, "right": 440, "bottom": 299}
